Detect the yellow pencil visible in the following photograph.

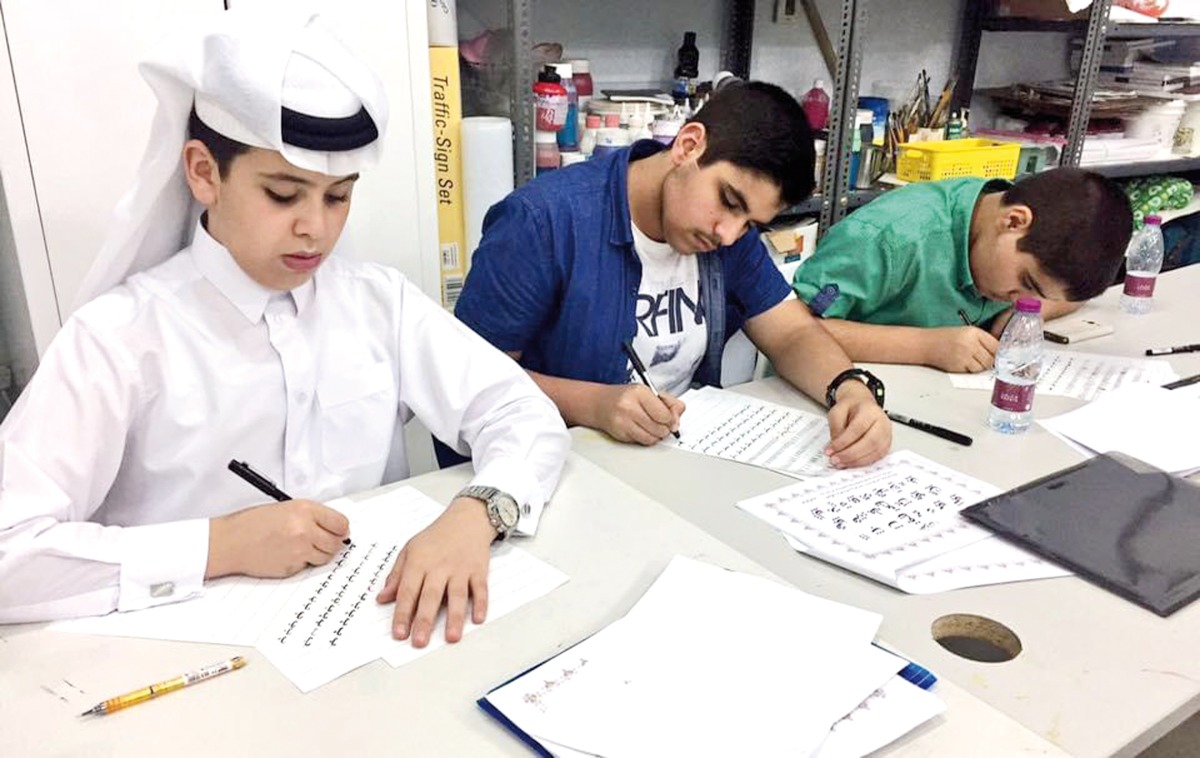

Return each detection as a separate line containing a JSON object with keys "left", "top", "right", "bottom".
{"left": 80, "top": 656, "right": 247, "bottom": 716}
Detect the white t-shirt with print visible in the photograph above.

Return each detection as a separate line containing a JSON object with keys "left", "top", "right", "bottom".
{"left": 629, "top": 221, "right": 706, "bottom": 397}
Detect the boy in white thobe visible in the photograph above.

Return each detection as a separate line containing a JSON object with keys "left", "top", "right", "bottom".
{"left": 0, "top": 11, "right": 569, "bottom": 650}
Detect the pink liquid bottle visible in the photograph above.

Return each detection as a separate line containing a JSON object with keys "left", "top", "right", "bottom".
{"left": 801, "top": 79, "right": 830, "bottom": 131}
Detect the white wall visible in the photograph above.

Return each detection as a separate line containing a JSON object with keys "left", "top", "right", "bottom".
{"left": 523, "top": 0, "right": 727, "bottom": 87}
{"left": 0, "top": 6, "right": 57, "bottom": 372}
{"left": 0, "top": 176, "right": 39, "bottom": 396}
{"left": 520, "top": 0, "right": 961, "bottom": 102}
{"left": 488, "top": 0, "right": 1070, "bottom": 129}
{"left": 1, "top": 0, "right": 221, "bottom": 328}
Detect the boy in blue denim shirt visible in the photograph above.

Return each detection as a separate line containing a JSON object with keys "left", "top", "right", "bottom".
{"left": 457, "top": 82, "right": 890, "bottom": 469}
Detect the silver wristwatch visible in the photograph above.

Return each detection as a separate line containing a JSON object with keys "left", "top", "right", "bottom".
{"left": 456, "top": 485, "right": 521, "bottom": 540}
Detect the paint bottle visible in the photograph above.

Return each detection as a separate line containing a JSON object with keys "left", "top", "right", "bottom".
{"left": 580, "top": 114, "right": 601, "bottom": 157}
{"left": 569, "top": 58, "right": 594, "bottom": 132}
{"left": 592, "top": 113, "right": 630, "bottom": 159}
{"left": 549, "top": 62, "right": 579, "bottom": 151}
{"left": 532, "top": 65, "right": 567, "bottom": 132}
{"left": 535, "top": 130, "right": 560, "bottom": 175}
{"left": 944, "top": 111, "right": 966, "bottom": 140}
{"left": 801, "top": 79, "right": 830, "bottom": 131}
{"left": 672, "top": 31, "right": 699, "bottom": 105}
{"left": 628, "top": 108, "right": 653, "bottom": 142}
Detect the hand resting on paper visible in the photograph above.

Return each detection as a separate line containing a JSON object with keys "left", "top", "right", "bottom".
{"left": 377, "top": 495, "right": 497, "bottom": 647}
{"left": 206, "top": 499, "right": 351, "bottom": 579}
{"left": 825, "top": 381, "right": 892, "bottom": 469}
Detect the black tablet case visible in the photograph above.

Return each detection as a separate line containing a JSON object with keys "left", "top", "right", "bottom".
{"left": 961, "top": 453, "right": 1200, "bottom": 617}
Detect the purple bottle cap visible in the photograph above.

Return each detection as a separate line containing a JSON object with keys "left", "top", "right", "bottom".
{"left": 1015, "top": 297, "right": 1042, "bottom": 313}
{"left": 1144, "top": 214, "right": 1162, "bottom": 226}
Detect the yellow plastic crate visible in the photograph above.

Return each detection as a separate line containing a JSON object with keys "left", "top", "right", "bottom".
{"left": 896, "top": 138, "right": 1021, "bottom": 182}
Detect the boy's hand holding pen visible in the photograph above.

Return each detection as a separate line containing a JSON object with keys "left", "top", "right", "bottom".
{"left": 206, "top": 459, "right": 352, "bottom": 580}
{"left": 613, "top": 341, "right": 684, "bottom": 445}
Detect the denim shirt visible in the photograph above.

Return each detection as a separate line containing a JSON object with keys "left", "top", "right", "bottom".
{"left": 455, "top": 140, "right": 792, "bottom": 388}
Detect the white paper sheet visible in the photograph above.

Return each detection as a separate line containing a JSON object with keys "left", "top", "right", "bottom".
{"left": 53, "top": 487, "right": 568, "bottom": 692}
{"left": 948, "top": 349, "right": 1178, "bottom": 400}
{"left": 814, "top": 676, "right": 948, "bottom": 758}
{"left": 484, "top": 556, "right": 922, "bottom": 758}
{"left": 669, "top": 386, "right": 831, "bottom": 476}
{"left": 1168, "top": 379, "right": 1200, "bottom": 402}
{"left": 741, "top": 451, "right": 1070, "bottom": 592}
{"left": 1037, "top": 383, "right": 1200, "bottom": 475}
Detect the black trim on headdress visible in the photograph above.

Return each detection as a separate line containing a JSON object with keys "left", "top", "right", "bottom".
{"left": 280, "top": 106, "right": 378, "bottom": 151}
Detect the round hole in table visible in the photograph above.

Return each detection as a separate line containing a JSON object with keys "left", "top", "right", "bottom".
{"left": 931, "top": 613, "right": 1022, "bottom": 663}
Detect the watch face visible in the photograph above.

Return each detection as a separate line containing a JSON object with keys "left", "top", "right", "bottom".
{"left": 494, "top": 495, "right": 520, "bottom": 528}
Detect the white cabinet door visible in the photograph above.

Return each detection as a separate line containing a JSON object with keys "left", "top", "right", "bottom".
{"left": 2, "top": 0, "right": 222, "bottom": 327}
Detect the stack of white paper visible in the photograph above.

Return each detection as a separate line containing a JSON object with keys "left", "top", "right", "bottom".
{"left": 1039, "top": 384, "right": 1200, "bottom": 475}
{"left": 738, "top": 451, "right": 1070, "bottom": 593}
{"left": 52, "top": 487, "right": 569, "bottom": 692}
{"left": 483, "top": 556, "right": 944, "bottom": 757}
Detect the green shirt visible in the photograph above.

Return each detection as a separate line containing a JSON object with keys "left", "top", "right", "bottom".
{"left": 792, "top": 177, "right": 1012, "bottom": 327}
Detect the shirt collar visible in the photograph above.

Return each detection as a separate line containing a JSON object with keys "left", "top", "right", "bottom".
{"left": 953, "top": 178, "right": 1012, "bottom": 293}
{"left": 188, "top": 218, "right": 315, "bottom": 323}
{"left": 608, "top": 139, "right": 669, "bottom": 248}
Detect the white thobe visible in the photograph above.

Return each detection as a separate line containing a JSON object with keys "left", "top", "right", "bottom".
{"left": 0, "top": 223, "right": 569, "bottom": 622}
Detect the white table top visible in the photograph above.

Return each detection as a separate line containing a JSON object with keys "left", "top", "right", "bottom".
{"left": 0, "top": 454, "right": 1066, "bottom": 757}
{"left": 570, "top": 266, "right": 1200, "bottom": 758}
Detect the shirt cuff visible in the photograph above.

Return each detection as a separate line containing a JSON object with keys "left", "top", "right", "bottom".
{"left": 467, "top": 457, "right": 545, "bottom": 536}
{"left": 117, "top": 519, "right": 209, "bottom": 612}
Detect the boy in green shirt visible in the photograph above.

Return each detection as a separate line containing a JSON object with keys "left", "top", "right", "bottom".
{"left": 792, "top": 168, "right": 1132, "bottom": 373}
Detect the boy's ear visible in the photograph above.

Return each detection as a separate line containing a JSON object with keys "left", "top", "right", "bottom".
{"left": 182, "top": 139, "right": 221, "bottom": 206}
{"left": 1001, "top": 202, "right": 1033, "bottom": 234}
{"left": 670, "top": 121, "right": 708, "bottom": 165}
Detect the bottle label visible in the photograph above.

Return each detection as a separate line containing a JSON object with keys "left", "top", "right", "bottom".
{"left": 534, "top": 94, "right": 568, "bottom": 131}
{"left": 1123, "top": 274, "right": 1157, "bottom": 298}
{"left": 991, "top": 379, "right": 1035, "bottom": 413}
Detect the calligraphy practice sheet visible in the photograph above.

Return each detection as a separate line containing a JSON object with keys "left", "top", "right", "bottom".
{"left": 814, "top": 675, "right": 947, "bottom": 758}
{"left": 739, "top": 451, "right": 1069, "bottom": 593}
{"left": 669, "top": 386, "right": 831, "bottom": 476}
{"left": 949, "top": 349, "right": 1177, "bottom": 400}
{"left": 482, "top": 556, "right": 939, "bottom": 758}
{"left": 53, "top": 487, "right": 568, "bottom": 692}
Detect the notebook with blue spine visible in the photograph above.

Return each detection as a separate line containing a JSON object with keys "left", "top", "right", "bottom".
{"left": 477, "top": 636, "right": 936, "bottom": 755}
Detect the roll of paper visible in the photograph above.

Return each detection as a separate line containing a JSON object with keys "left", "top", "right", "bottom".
{"left": 426, "top": 0, "right": 458, "bottom": 47}
{"left": 461, "top": 116, "right": 514, "bottom": 265}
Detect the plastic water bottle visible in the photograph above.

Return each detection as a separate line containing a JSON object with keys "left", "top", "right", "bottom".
{"left": 987, "top": 298, "right": 1044, "bottom": 435}
{"left": 1120, "top": 214, "right": 1164, "bottom": 315}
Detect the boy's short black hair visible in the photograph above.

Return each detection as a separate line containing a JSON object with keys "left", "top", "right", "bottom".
{"left": 687, "top": 81, "right": 815, "bottom": 207}
{"left": 187, "top": 106, "right": 251, "bottom": 178}
{"left": 1002, "top": 168, "right": 1133, "bottom": 300}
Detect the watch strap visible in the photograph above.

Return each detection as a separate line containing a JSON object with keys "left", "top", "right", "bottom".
{"left": 456, "top": 485, "right": 516, "bottom": 540}
{"left": 825, "top": 368, "right": 886, "bottom": 409}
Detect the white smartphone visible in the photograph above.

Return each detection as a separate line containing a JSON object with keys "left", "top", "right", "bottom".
{"left": 1043, "top": 317, "right": 1114, "bottom": 344}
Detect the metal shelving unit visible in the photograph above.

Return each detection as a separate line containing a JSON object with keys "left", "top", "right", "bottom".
{"left": 817, "top": 0, "right": 868, "bottom": 233}
{"left": 490, "top": 0, "right": 869, "bottom": 230}
{"left": 954, "top": 0, "right": 1200, "bottom": 177}
{"left": 497, "top": 0, "right": 764, "bottom": 186}
{"left": 1091, "top": 156, "right": 1200, "bottom": 178}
